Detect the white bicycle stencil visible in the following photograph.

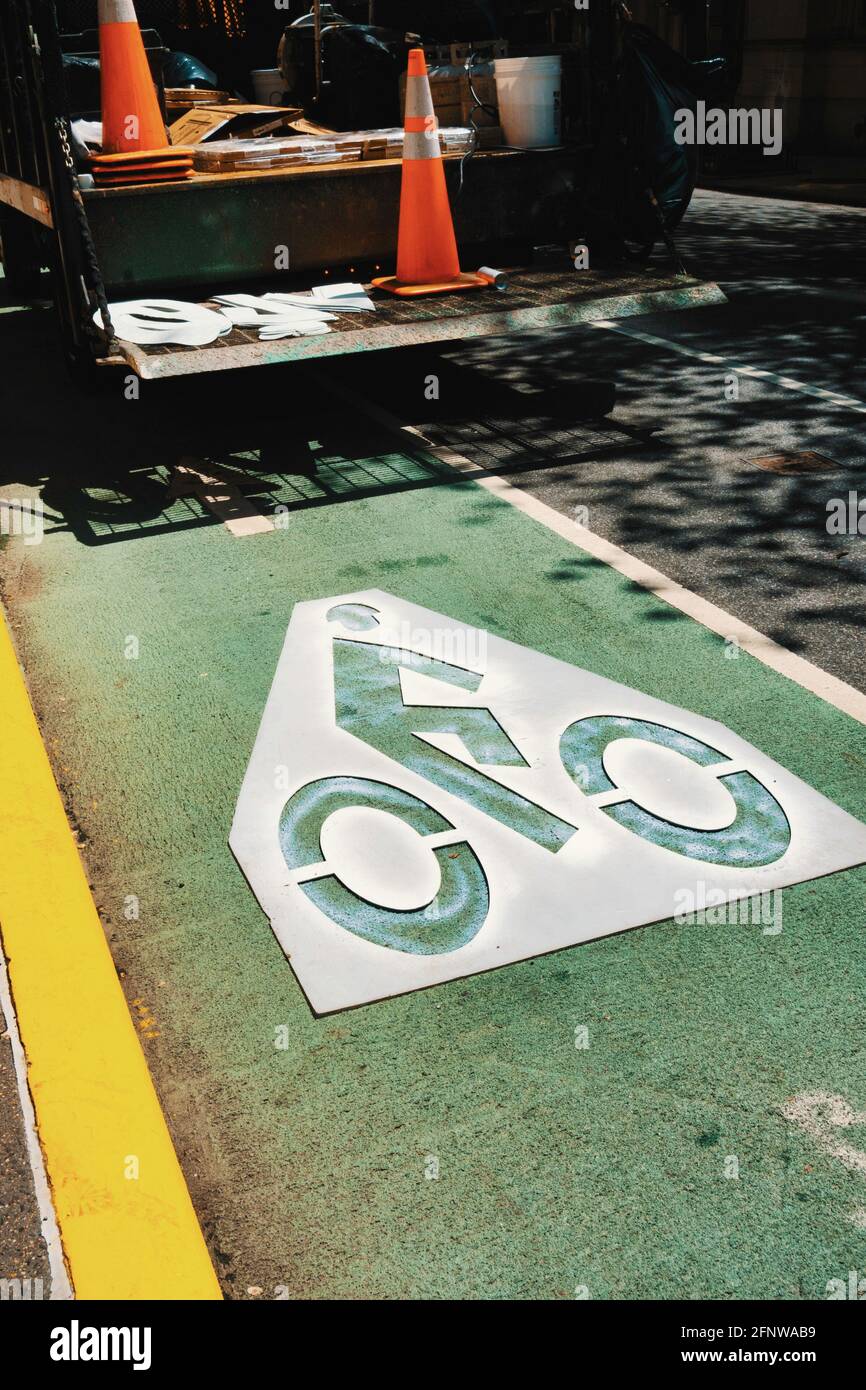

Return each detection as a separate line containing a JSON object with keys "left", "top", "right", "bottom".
{"left": 230, "top": 591, "right": 866, "bottom": 1013}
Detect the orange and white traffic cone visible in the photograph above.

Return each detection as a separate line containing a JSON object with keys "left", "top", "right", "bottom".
{"left": 90, "top": 0, "right": 192, "bottom": 186}
{"left": 372, "top": 49, "right": 487, "bottom": 297}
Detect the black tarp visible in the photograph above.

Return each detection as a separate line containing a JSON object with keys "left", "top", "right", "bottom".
{"left": 584, "top": 20, "right": 727, "bottom": 258}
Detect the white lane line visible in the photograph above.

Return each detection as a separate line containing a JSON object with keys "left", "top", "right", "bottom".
{"left": 693, "top": 188, "right": 866, "bottom": 216}
{"left": 174, "top": 458, "right": 275, "bottom": 537}
{"left": 444, "top": 459, "right": 866, "bottom": 726}
{"left": 318, "top": 376, "right": 866, "bottom": 728}
{"left": 590, "top": 318, "right": 866, "bottom": 415}
{"left": 0, "top": 953, "right": 73, "bottom": 1300}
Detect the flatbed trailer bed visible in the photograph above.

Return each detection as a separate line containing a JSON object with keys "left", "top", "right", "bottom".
{"left": 117, "top": 261, "right": 723, "bottom": 380}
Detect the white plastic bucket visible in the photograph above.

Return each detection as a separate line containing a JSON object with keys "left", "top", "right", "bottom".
{"left": 493, "top": 55, "right": 562, "bottom": 149}
{"left": 251, "top": 69, "right": 285, "bottom": 106}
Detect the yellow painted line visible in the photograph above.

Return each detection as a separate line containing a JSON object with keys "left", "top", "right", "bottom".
{"left": 0, "top": 612, "right": 221, "bottom": 1300}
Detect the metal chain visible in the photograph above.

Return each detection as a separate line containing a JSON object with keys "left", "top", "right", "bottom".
{"left": 56, "top": 113, "right": 73, "bottom": 169}
{"left": 53, "top": 114, "right": 115, "bottom": 345}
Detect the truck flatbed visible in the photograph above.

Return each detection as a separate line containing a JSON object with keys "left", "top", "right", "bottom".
{"left": 0, "top": 1, "right": 728, "bottom": 385}
{"left": 112, "top": 261, "right": 724, "bottom": 379}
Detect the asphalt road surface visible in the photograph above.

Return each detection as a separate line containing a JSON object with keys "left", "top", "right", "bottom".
{"left": 336, "top": 189, "right": 866, "bottom": 694}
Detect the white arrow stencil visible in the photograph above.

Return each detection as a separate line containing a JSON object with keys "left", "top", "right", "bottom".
{"left": 229, "top": 591, "right": 866, "bottom": 1014}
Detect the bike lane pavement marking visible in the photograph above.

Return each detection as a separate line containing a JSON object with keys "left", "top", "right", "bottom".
{"left": 3, "top": 421, "right": 866, "bottom": 1297}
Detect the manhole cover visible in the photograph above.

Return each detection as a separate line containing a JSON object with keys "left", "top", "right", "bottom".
{"left": 752, "top": 451, "right": 839, "bottom": 475}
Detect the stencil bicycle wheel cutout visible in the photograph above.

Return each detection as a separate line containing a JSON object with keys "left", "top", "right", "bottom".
{"left": 560, "top": 714, "right": 792, "bottom": 866}
{"left": 279, "top": 775, "right": 489, "bottom": 955}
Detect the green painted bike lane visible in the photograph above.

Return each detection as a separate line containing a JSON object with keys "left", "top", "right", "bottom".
{"left": 4, "top": 427, "right": 866, "bottom": 1300}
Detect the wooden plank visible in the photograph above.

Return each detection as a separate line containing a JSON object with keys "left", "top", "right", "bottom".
{"left": 0, "top": 175, "right": 52, "bottom": 227}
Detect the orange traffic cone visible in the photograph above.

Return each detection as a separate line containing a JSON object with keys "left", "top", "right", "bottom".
{"left": 90, "top": 0, "right": 192, "bottom": 186}
{"left": 372, "top": 49, "right": 487, "bottom": 297}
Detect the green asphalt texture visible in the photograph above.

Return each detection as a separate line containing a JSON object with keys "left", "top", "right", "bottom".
{"left": 5, "top": 395, "right": 866, "bottom": 1301}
